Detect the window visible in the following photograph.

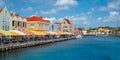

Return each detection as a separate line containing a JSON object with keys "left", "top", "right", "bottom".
{"left": 63, "top": 26, "right": 68, "bottom": 28}
{"left": 30, "top": 24, "right": 34, "bottom": 28}
{"left": 45, "top": 24, "right": 48, "bottom": 29}
{"left": 64, "top": 21, "right": 66, "bottom": 24}
{"left": 12, "top": 21, "right": 14, "bottom": 26}
{"left": 39, "top": 23, "right": 43, "bottom": 29}
{"left": 70, "top": 25, "right": 72, "bottom": 28}
{"left": 18, "top": 21, "right": 20, "bottom": 27}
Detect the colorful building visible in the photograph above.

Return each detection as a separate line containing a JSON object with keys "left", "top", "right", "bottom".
{"left": 74, "top": 29, "right": 83, "bottom": 35}
{"left": 11, "top": 13, "right": 27, "bottom": 31}
{"left": 27, "top": 16, "right": 50, "bottom": 31}
{"left": 0, "top": 7, "right": 12, "bottom": 31}
{"left": 61, "top": 18, "right": 74, "bottom": 33}
{"left": 49, "top": 20, "right": 56, "bottom": 32}
{"left": 55, "top": 22, "right": 62, "bottom": 32}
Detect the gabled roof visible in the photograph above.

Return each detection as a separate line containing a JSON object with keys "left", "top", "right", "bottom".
{"left": 11, "top": 13, "right": 26, "bottom": 19}
{"left": 27, "top": 16, "right": 50, "bottom": 23}
{"left": 0, "top": 9, "right": 3, "bottom": 13}
{"left": 64, "top": 18, "right": 71, "bottom": 24}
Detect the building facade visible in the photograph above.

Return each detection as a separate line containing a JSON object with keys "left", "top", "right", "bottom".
{"left": 61, "top": 18, "right": 74, "bottom": 33}
{"left": 0, "top": 7, "right": 12, "bottom": 31}
{"left": 11, "top": 13, "right": 27, "bottom": 31}
{"left": 49, "top": 20, "right": 56, "bottom": 32}
{"left": 27, "top": 16, "right": 50, "bottom": 31}
{"left": 55, "top": 22, "right": 62, "bottom": 32}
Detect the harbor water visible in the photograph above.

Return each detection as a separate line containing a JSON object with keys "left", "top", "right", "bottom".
{"left": 0, "top": 36, "right": 120, "bottom": 60}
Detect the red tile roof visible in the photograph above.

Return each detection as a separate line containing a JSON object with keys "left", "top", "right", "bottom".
{"left": 27, "top": 16, "right": 50, "bottom": 23}
{"left": 64, "top": 18, "right": 71, "bottom": 24}
{"left": 98, "top": 28, "right": 109, "bottom": 31}
{"left": 0, "top": 9, "right": 3, "bottom": 13}
{"left": 74, "top": 29, "right": 80, "bottom": 33}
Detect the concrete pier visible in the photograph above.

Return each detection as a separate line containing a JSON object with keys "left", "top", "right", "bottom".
{"left": 0, "top": 38, "right": 75, "bottom": 52}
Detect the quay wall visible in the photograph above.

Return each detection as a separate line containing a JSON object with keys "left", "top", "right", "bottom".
{"left": 0, "top": 38, "right": 75, "bottom": 52}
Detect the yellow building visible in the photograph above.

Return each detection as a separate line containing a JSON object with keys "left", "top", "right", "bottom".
{"left": 27, "top": 16, "right": 50, "bottom": 31}
{"left": 61, "top": 18, "right": 74, "bottom": 33}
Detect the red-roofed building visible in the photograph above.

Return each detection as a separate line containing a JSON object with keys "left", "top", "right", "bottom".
{"left": 27, "top": 16, "right": 50, "bottom": 31}
{"left": 74, "top": 29, "right": 83, "bottom": 35}
{"left": 98, "top": 28, "right": 110, "bottom": 35}
{"left": 0, "top": 9, "right": 2, "bottom": 13}
{"left": 61, "top": 18, "right": 74, "bottom": 33}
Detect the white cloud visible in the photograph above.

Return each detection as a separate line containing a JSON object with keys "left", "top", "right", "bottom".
{"left": 107, "top": 0, "right": 120, "bottom": 10}
{"left": 41, "top": 8, "right": 57, "bottom": 14}
{"left": 98, "top": 0, "right": 120, "bottom": 11}
{"left": 54, "top": 0, "right": 78, "bottom": 7}
{"left": 41, "top": 0, "right": 78, "bottom": 15}
{"left": 97, "top": 11, "right": 120, "bottom": 22}
{"left": 67, "top": 13, "right": 90, "bottom": 26}
{"left": 97, "top": 17, "right": 102, "bottom": 21}
{"left": 104, "top": 11, "right": 120, "bottom": 22}
{"left": 21, "top": 6, "right": 33, "bottom": 11}
{"left": 83, "top": 21, "right": 89, "bottom": 25}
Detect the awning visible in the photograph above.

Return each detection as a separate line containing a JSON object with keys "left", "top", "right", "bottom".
{"left": 43, "top": 31, "right": 50, "bottom": 35}
{"left": 9, "top": 30, "right": 26, "bottom": 35}
{"left": 64, "top": 32, "right": 72, "bottom": 35}
{"left": 0, "top": 30, "right": 12, "bottom": 36}
{"left": 58, "top": 32, "right": 66, "bottom": 35}
{"left": 49, "top": 32, "right": 58, "bottom": 35}
{"left": 0, "top": 33, "right": 4, "bottom": 36}
{"left": 36, "top": 31, "right": 46, "bottom": 35}
{"left": 9, "top": 31, "right": 20, "bottom": 36}
{"left": 29, "top": 30, "right": 45, "bottom": 35}
{"left": 21, "top": 30, "right": 35, "bottom": 35}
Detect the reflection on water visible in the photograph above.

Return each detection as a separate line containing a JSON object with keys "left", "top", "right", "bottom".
{"left": 0, "top": 36, "right": 120, "bottom": 60}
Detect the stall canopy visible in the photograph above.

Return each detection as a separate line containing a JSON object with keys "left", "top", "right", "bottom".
{"left": 21, "top": 30, "right": 35, "bottom": 36}
{"left": 0, "top": 33, "right": 4, "bottom": 36}
{"left": 9, "top": 30, "right": 26, "bottom": 35}
{"left": 64, "top": 32, "right": 72, "bottom": 35}
{"left": 43, "top": 31, "right": 50, "bottom": 35}
{"left": 0, "top": 30, "right": 12, "bottom": 36}
{"left": 29, "top": 30, "right": 45, "bottom": 35}
{"left": 9, "top": 31, "right": 20, "bottom": 36}
{"left": 49, "top": 32, "right": 58, "bottom": 35}
{"left": 57, "top": 32, "right": 66, "bottom": 35}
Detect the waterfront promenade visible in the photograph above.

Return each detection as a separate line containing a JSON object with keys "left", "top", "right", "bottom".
{"left": 0, "top": 37, "right": 75, "bottom": 52}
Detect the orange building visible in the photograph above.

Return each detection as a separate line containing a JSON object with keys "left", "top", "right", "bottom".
{"left": 98, "top": 28, "right": 109, "bottom": 32}
{"left": 27, "top": 16, "right": 50, "bottom": 31}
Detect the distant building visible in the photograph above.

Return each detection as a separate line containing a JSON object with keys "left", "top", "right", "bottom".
{"left": 98, "top": 28, "right": 110, "bottom": 35}
{"left": 55, "top": 22, "right": 62, "bottom": 32}
{"left": 82, "top": 30, "right": 87, "bottom": 35}
{"left": 0, "top": 7, "right": 12, "bottom": 31}
{"left": 11, "top": 13, "right": 27, "bottom": 31}
{"left": 27, "top": 16, "right": 50, "bottom": 31}
{"left": 74, "top": 29, "right": 83, "bottom": 35}
{"left": 61, "top": 18, "right": 74, "bottom": 33}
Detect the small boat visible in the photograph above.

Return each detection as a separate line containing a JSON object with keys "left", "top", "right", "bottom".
{"left": 76, "top": 34, "right": 82, "bottom": 38}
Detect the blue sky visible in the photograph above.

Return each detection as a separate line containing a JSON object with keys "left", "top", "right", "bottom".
{"left": 0, "top": 0, "right": 120, "bottom": 28}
